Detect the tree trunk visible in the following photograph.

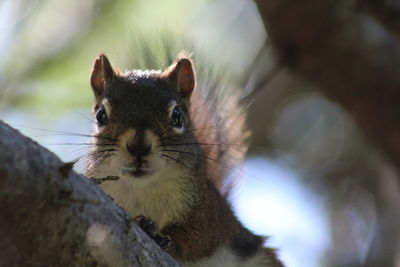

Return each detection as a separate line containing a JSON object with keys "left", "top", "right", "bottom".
{"left": 254, "top": 0, "right": 400, "bottom": 265}
{"left": 0, "top": 120, "right": 179, "bottom": 266}
{"left": 254, "top": 0, "right": 400, "bottom": 168}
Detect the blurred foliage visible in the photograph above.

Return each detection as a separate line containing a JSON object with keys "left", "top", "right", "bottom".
{"left": 0, "top": 0, "right": 264, "bottom": 116}
{"left": 1, "top": 0, "right": 394, "bottom": 266}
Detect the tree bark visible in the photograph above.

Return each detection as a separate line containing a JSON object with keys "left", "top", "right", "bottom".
{"left": 0, "top": 120, "right": 179, "bottom": 266}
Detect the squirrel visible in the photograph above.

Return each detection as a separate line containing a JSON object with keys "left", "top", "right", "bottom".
{"left": 84, "top": 52, "right": 283, "bottom": 267}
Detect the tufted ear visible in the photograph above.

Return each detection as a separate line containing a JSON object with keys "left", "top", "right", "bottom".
{"left": 165, "top": 55, "right": 196, "bottom": 98}
{"left": 91, "top": 54, "right": 115, "bottom": 103}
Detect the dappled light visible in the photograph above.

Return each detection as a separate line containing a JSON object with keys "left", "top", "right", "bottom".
{"left": 1, "top": 0, "right": 399, "bottom": 266}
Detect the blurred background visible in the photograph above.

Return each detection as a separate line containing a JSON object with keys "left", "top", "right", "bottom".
{"left": 1, "top": 0, "right": 398, "bottom": 266}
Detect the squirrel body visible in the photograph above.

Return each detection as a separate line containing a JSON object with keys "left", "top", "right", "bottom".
{"left": 84, "top": 53, "right": 283, "bottom": 266}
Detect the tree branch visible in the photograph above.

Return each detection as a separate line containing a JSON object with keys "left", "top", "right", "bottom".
{"left": 255, "top": 0, "right": 400, "bottom": 168}
{"left": 0, "top": 120, "right": 179, "bottom": 266}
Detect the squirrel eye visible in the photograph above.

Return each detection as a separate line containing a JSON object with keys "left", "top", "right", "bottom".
{"left": 171, "top": 106, "right": 183, "bottom": 129}
{"left": 96, "top": 106, "right": 108, "bottom": 127}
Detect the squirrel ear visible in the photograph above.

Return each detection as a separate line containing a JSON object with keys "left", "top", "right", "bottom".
{"left": 165, "top": 56, "right": 196, "bottom": 98}
{"left": 91, "top": 54, "right": 115, "bottom": 101}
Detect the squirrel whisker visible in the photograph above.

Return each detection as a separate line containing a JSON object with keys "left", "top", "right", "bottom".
{"left": 160, "top": 153, "right": 190, "bottom": 172}
{"left": 82, "top": 52, "right": 283, "bottom": 266}
{"left": 73, "top": 148, "right": 117, "bottom": 164}
{"left": 18, "top": 126, "right": 117, "bottom": 141}
{"left": 160, "top": 142, "right": 238, "bottom": 148}
{"left": 161, "top": 149, "right": 220, "bottom": 163}
{"left": 158, "top": 125, "right": 217, "bottom": 142}
{"left": 47, "top": 142, "right": 117, "bottom": 147}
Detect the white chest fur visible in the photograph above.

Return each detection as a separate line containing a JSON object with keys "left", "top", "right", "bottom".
{"left": 100, "top": 171, "right": 190, "bottom": 229}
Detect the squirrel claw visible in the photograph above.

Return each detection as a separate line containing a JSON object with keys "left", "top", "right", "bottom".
{"left": 154, "top": 234, "right": 171, "bottom": 250}
{"left": 134, "top": 215, "right": 156, "bottom": 234}
{"left": 133, "top": 215, "right": 171, "bottom": 250}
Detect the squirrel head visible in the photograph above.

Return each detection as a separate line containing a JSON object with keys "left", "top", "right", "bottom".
{"left": 87, "top": 53, "right": 200, "bottom": 183}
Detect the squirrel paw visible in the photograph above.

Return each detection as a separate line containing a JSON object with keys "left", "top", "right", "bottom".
{"left": 133, "top": 215, "right": 171, "bottom": 250}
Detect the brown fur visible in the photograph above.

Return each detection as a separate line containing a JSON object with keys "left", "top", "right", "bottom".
{"left": 162, "top": 175, "right": 239, "bottom": 260}
{"left": 167, "top": 52, "right": 250, "bottom": 194}
{"left": 189, "top": 88, "right": 250, "bottom": 194}
{"left": 160, "top": 163, "right": 282, "bottom": 265}
{"left": 85, "top": 53, "right": 283, "bottom": 266}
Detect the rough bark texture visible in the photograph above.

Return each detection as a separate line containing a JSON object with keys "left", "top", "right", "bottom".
{"left": 0, "top": 120, "right": 179, "bottom": 267}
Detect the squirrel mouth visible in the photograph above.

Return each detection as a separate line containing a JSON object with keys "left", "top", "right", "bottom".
{"left": 122, "top": 158, "right": 153, "bottom": 178}
{"left": 122, "top": 164, "right": 152, "bottom": 178}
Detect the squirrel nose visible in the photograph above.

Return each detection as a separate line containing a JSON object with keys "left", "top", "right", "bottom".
{"left": 126, "top": 143, "right": 151, "bottom": 158}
